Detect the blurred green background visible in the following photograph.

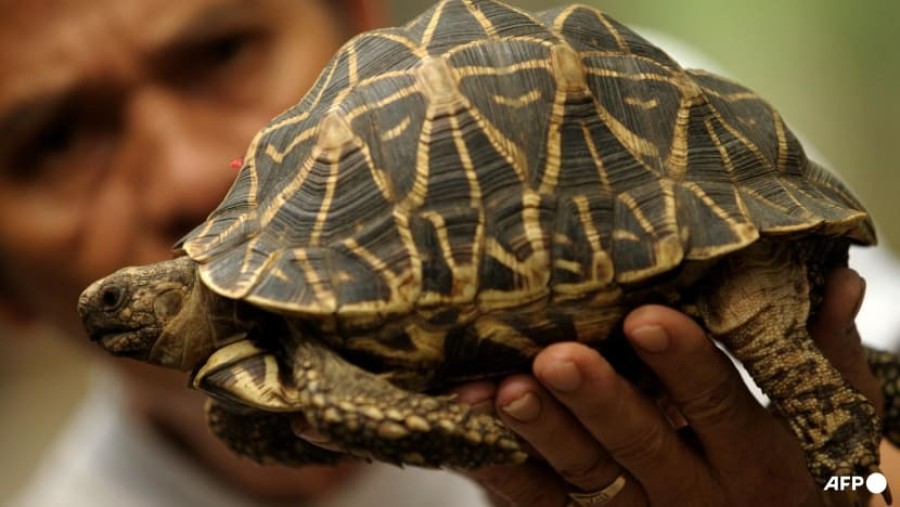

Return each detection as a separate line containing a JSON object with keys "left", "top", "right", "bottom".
{"left": 391, "top": 0, "right": 900, "bottom": 251}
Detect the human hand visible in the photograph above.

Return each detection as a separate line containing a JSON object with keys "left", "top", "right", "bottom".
{"left": 455, "top": 268, "right": 878, "bottom": 507}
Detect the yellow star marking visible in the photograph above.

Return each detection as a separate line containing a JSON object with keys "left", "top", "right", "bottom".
{"left": 551, "top": 5, "right": 581, "bottom": 32}
{"left": 473, "top": 318, "right": 541, "bottom": 356}
{"left": 612, "top": 229, "right": 641, "bottom": 242}
{"left": 381, "top": 115, "right": 412, "bottom": 142}
{"left": 404, "top": 111, "right": 435, "bottom": 210}
{"left": 617, "top": 191, "right": 658, "bottom": 236}
{"left": 624, "top": 97, "right": 659, "bottom": 109}
{"left": 680, "top": 183, "right": 758, "bottom": 259}
{"left": 710, "top": 108, "right": 773, "bottom": 170}
{"left": 344, "top": 84, "right": 421, "bottom": 123}
{"left": 586, "top": 68, "right": 675, "bottom": 84}
{"left": 572, "top": 196, "right": 605, "bottom": 263}
{"left": 364, "top": 31, "right": 425, "bottom": 58}
{"left": 538, "top": 82, "right": 568, "bottom": 195}
{"left": 551, "top": 43, "right": 586, "bottom": 92}
{"left": 421, "top": 0, "right": 447, "bottom": 48}
{"left": 597, "top": 12, "right": 630, "bottom": 53}
{"left": 521, "top": 190, "right": 547, "bottom": 263}
{"left": 465, "top": 101, "right": 528, "bottom": 184}
{"left": 347, "top": 43, "right": 359, "bottom": 86}
{"left": 491, "top": 89, "right": 542, "bottom": 108}
{"left": 704, "top": 116, "right": 736, "bottom": 175}
{"left": 773, "top": 110, "right": 790, "bottom": 171}
{"left": 318, "top": 110, "right": 354, "bottom": 152}
{"left": 449, "top": 113, "right": 483, "bottom": 206}
{"left": 592, "top": 101, "right": 659, "bottom": 160}
{"left": 665, "top": 94, "right": 700, "bottom": 181}
{"left": 462, "top": 0, "right": 498, "bottom": 38}
{"left": 263, "top": 129, "right": 317, "bottom": 164}
{"left": 452, "top": 58, "right": 551, "bottom": 78}
{"left": 257, "top": 57, "right": 340, "bottom": 137}
{"left": 416, "top": 56, "right": 461, "bottom": 105}
{"left": 581, "top": 122, "right": 612, "bottom": 194}
{"left": 553, "top": 259, "right": 582, "bottom": 274}
{"left": 260, "top": 146, "right": 318, "bottom": 224}
{"left": 310, "top": 159, "right": 340, "bottom": 246}
{"left": 339, "top": 236, "right": 418, "bottom": 314}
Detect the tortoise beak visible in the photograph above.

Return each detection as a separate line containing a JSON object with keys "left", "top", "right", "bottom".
{"left": 78, "top": 278, "right": 129, "bottom": 342}
{"left": 78, "top": 277, "right": 154, "bottom": 361}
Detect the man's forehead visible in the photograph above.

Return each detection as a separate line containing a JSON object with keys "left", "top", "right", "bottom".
{"left": 0, "top": 0, "right": 251, "bottom": 109}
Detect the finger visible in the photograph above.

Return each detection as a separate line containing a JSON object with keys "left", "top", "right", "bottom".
{"left": 807, "top": 269, "right": 883, "bottom": 416}
{"left": 494, "top": 375, "right": 632, "bottom": 495}
{"left": 447, "top": 379, "right": 563, "bottom": 506}
{"left": 623, "top": 305, "right": 813, "bottom": 504}
{"left": 447, "top": 380, "right": 499, "bottom": 416}
{"left": 533, "top": 342, "right": 716, "bottom": 503}
{"left": 455, "top": 378, "right": 646, "bottom": 506}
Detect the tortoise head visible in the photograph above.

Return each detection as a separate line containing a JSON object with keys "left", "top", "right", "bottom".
{"left": 78, "top": 256, "right": 217, "bottom": 371}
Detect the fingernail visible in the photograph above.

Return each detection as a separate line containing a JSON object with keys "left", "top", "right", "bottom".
{"left": 542, "top": 360, "right": 582, "bottom": 392}
{"left": 630, "top": 324, "right": 670, "bottom": 353}
{"left": 501, "top": 392, "right": 541, "bottom": 422}
{"left": 851, "top": 276, "right": 866, "bottom": 320}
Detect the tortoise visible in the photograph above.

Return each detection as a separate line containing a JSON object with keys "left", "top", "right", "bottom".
{"left": 78, "top": 0, "right": 890, "bottom": 485}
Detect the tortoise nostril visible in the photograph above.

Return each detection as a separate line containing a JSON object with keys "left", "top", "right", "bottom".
{"left": 100, "top": 284, "right": 127, "bottom": 312}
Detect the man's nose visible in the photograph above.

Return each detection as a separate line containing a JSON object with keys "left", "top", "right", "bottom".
{"left": 122, "top": 87, "right": 243, "bottom": 241}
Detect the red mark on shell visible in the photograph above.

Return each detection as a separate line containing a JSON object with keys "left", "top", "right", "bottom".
{"left": 230, "top": 158, "right": 243, "bottom": 170}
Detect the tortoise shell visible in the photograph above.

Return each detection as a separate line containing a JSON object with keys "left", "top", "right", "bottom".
{"left": 92, "top": 0, "right": 889, "bottom": 482}
{"left": 180, "top": 0, "right": 874, "bottom": 320}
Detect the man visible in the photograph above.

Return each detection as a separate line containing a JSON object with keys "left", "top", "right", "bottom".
{"left": 1, "top": 0, "right": 892, "bottom": 505}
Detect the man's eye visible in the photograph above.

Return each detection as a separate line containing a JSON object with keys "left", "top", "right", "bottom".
{"left": 8, "top": 117, "right": 80, "bottom": 180}
{"left": 160, "top": 29, "right": 266, "bottom": 93}
{"left": 200, "top": 33, "right": 252, "bottom": 67}
{"left": 191, "top": 30, "right": 263, "bottom": 73}
{"left": 34, "top": 119, "right": 77, "bottom": 158}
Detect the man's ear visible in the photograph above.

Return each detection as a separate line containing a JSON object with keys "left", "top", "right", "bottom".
{"left": 341, "top": 0, "right": 389, "bottom": 34}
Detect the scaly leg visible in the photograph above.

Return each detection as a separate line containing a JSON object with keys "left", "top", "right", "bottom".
{"left": 696, "top": 241, "right": 880, "bottom": 483}
{"left": 291, "top": 339, "right": 527, "bottom": 468}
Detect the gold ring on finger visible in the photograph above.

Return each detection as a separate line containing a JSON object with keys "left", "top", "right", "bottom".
{"left": 566, "top": 473, "right": 628, "bottom": 506}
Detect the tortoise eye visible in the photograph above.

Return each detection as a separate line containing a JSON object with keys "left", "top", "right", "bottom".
{"left": 99, "top": 284, "right": 127, "bottom": 312}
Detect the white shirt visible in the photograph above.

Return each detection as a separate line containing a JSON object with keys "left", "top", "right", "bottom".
{"left": 9, "top": 371, "right": 491, "bottom": 507}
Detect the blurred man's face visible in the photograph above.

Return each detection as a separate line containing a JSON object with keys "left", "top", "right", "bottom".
{"left": 0, "top": 0, "right": 347, "bottom": 333}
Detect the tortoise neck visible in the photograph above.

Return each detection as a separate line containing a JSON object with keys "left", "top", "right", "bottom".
{"left": 149, "top": 263, "right": 251, "bottom": 371}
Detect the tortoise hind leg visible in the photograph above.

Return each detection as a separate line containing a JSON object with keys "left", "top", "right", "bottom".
{"left": 205, "top": 399, "right": 345, "bottom": 466}
{"left": 695, "top": 240, "right": 880, "bottom": 484}
{"left": 292, "top": 339, "right": 526, "bottom": 468}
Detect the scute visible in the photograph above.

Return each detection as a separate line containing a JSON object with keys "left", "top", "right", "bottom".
{"left": 179, "top": 0, "right": 875, "bottom": 316}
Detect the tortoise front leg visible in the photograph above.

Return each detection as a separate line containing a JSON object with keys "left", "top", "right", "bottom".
{"left": 291, "top": 339, "right": 527, "bottom": 468}
{"left": 205, "top": 399, "right": 345, "bottom": 466}
{"left": 695, "top": 241, "right": 881, "bottom": 484}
